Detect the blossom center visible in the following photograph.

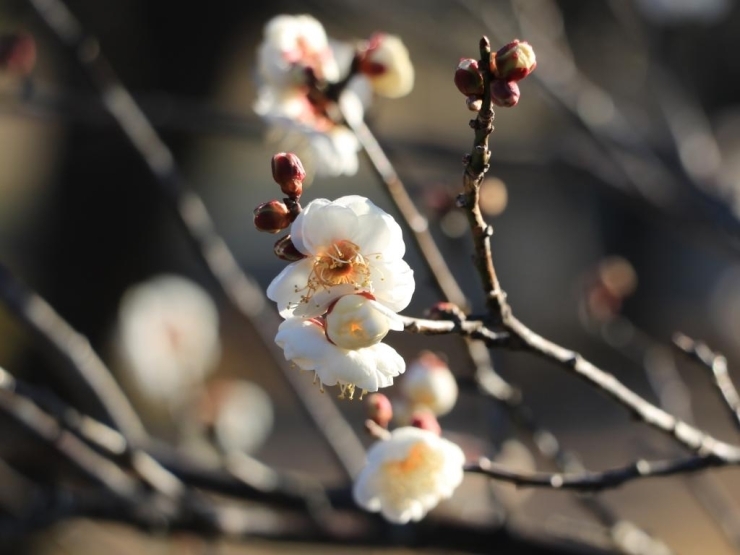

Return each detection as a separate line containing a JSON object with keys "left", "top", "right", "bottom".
{"left": 312, "top": 240, "right": 371, "bottom": 289}
{"left": 379, "top": 441, "right": 446, "bottom": 505}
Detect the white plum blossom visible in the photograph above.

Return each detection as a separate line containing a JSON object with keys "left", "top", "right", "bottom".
{"left": 275, "top": 316, "right": 405, "bottom": 398}
{"left": 400, "top": 351, "right": 459, "bottom": 417}
{"left": 267, "top": 195, "right": 414, "bottom": 318}
{"left": 115, "top": 274, "right": 221, "bottom": 407}
{"left": 254, "top": 14, "right": 362, "bottom": 177}
{"left": 357, "top": 34, "right": 414, "bottom": 99}
{"left": 353, "top": 427, "right": 465, "bottom": 524}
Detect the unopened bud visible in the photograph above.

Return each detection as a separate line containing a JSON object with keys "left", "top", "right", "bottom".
{"left": 271, "top": 153, "right": 306, "bottom": 198}
{"left": 366, "top": 393, "right": 393, "bottom": 428}
{"left": 494, "top": 40, "right": 536, "bottom": 82}
{"left": 491, "top": 79, "right": 520, "bottom": 108}
{"left": 401, "top": 351, "right": 458, "bottom": 417}
{"left": 466, "top": 95, "right": 482, "bottom": 112}
{"left": 274, "top": 235, "right": 306, "bottom": 261}
{"left": 254, "top": 201, "right": 291, "bottom": 233}
{"left": 410, "top": 410, "right": 441, "bottom": 435}
{"left": 454, "top": 58, "right": 484, "bottom": 97}
{"left": 0, "top": 33, "right": 36, "bottom": 75}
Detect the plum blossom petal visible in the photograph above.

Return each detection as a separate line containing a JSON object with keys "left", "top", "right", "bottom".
{"left": 352, "top": 427, "right": 465, "bottom": 524}
{"left": 275, "top": 317, "right": 405, "bottom": 395}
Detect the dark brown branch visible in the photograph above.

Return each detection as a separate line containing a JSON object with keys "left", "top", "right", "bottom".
{"left": 461, "top": 37, "right": 506, "bottom": 320}
{"left": 465, "top": 453, "right": 726, "bottom": 492}
{"left": 673, "top": 333, "right": 740, "bottom": 433}
{"left": 27, "top": 0, "right": 365, "bottom": 480}
{"left": 586, "top": 316, "right": 740, "bottom": 549}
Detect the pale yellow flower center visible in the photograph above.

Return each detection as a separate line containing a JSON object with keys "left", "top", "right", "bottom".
{"left": 379, "top": 441, "right": 446, "bottom": 507}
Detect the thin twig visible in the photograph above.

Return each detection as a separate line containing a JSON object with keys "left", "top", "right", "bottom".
{"left": 673, "top": 333, "right": 740, "bottom": 433}
{"left": 465, "top": 453, "right": 726, "bottom": 492}
{"left": 586, "top": 315, "right": 740, "bottom": 550}
{"left": 27, "top": 0, "right": 365, "bottom": 479}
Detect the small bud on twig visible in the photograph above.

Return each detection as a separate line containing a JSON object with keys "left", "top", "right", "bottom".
{"left": 494, "top": 40, "right": 536, "bottom": 82}
{"left": 490, "top": 80, "right": 520, "bottom": 108}
{"left": 454, "top": 58, "right": 484, "bottom": 97}
{"left": 366, "top": 393, "right": 393, "bottom": 429}
{"left": 410, "top": 410, "right": 442, "bottom": 435}
{"left": 273, "top": 234, "right": 306, "bottom": 261}
{"left": 254, "top": 200, "right": 291, "bottom": 233}
{"left": 271, "top": 153, "right": 306, "bottom": 198}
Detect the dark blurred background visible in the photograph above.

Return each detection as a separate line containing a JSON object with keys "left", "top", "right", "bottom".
{"left": 2, "top": 0, "right": 740, "bottom": 553}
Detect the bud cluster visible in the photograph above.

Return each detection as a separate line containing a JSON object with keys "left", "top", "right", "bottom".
{"left": 254, "top": 152, "right": 308, "bottom": 261}
{"left": 453, "top": 39, "right": 536, "bottom": 110}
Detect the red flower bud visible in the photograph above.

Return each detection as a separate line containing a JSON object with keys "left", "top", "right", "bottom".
{"left": 366, "top": 393, "right": 393, "bottom": 429}
{"left": 494, "top": 40, "right": 536, "bottom": 82}
{"left": 410, "top": 410, "right": 441, "bottom": 435}
{"left": 454, "top": 58, "right": 484, "bottom": 97}
{"left": 254, "top": 201, "right": 291, "bottom": 233}
{"left": 273, "top": 234, "right": 306, "bottom": 261}
{"left": 271, "top": 153, "right": 306, "bottom": 198}
{"left": 490, "top": 80, "right": 520, "bottom": 108}
{"left": 0, "top": 33, "right": 36, "bottom": 75}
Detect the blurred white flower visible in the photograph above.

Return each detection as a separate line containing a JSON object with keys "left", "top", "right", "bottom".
{"left": 116, "top": 274, "right": 221, "bottom": 407}
{"left": 275, "top": 316, "right": 405, "bottom": 397}
{"left": 201, "top": 379, "right": 274, "bottom": 455}
{"left": 353, "top": 427, "right": 465, "bottom": 523}
{"left": 400, "top": 351, "right": 458, "bottom": 417}
{"left": 357, "top": 34, "right": 414, "bottom": 99}
{"left": 257, "top": 14, "right": 339, "bottom": 88}
{"left": 267, "top": 195, "right": 414, "bottom": 318}
{"left": 254, "top": 14, "right": 362, "bottom": 178}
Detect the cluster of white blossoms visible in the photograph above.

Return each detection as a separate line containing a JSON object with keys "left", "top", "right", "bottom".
{"left": 254, "top": 14, "right": 414, "bottom": 178}
{"left": 353, "top": 426, "right": 465, "bottom": 524}
{"left": 269, "top": 195, "right": 415, "bottom": 398}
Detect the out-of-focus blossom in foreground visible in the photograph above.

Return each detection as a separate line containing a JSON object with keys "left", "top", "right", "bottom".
{"left": 267, "top": 195, "right": 414, "bottom": 318}
{"left": 356, "top": 33, "right": 414, "bottom": 99}
{"left": 400, "top": 351, "right": 458, "bottom": 417}
{"left": 353, "top": 427, "right": 465, "bottom": 523}
{"left": 116, "top": 274, "right": 221, "bottom": 407}
{"left": 275, "top": 316, "right": 405, "bottom": 397}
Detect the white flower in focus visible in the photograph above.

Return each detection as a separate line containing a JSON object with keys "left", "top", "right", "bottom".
{"left": 353, "top": 427, "right": 465, "bottom": 523}
{"left": 275, "top": 316, "right": 405, "bottom": 397}
{"left": 257, "top": 14, "right": 339, "bottom": 88}
{"left": 358, "top": 34, "right": 414, "bottom": 99}
{"left": 400, "top": 351, "right": 458, "bottom": 417}
{"left": 267, "top": 195, "right": 414, "bottom": 318}
{"left": 116, "top": 275, "right": 221, "bottom": 406}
